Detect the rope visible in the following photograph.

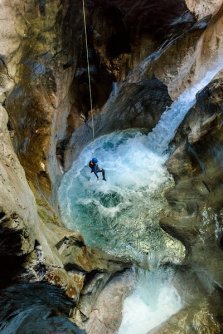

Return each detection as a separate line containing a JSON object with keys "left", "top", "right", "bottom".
{"left": 82, "top": 0, "right": 95, "bottom": 140}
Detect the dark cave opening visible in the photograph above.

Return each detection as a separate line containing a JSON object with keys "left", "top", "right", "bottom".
{"left": 106, "top": 31, "right": 131, "bottom": 59}
{"left": 0, "top": 255, "right": 26, "bottom": 289}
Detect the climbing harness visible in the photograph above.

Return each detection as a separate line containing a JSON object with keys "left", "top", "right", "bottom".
{"left": 82, "top": 0, "right": 95, "bottom": 140}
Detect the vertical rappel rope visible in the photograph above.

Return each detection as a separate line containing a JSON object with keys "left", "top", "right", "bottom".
{"left": 82, "top": 0, "right": 95, "bottom": 140}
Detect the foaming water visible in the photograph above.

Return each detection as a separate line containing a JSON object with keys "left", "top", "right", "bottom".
{"left": 118, "top": 268, "right": 181, "bottom": 334}
{"left": 59, "top": 130, "right": 184, "bottom": 264}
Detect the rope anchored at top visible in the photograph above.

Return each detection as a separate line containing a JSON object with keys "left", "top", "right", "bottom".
{"left": 82, "top": 0, "right": 95, "bottom": 140}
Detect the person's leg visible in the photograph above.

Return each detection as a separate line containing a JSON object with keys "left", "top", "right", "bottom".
{"left": 93, "top": 171, "right": 99, "bottom": 179}
{"left": 101, "top": 168, "right": 106, "bottom": 181}
{"left": 96, "top": 167, "right": 106, "bottom": 181}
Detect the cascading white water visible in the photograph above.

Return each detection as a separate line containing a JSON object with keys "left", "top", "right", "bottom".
{"left": 59, "top": 56, "right": 223, "bottom": 334}
{"left": 59, "top": 130, "right": 185, "bottom": 264}
{"left": 146, "top": 60, "right": 223, "bottom": 155}
{"left": 118, "top": 268, "right": 181, "bottom": 334}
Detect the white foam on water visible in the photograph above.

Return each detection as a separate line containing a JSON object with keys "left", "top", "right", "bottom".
{"left": 58, "top": 130, "right": 183, "bottom": 263}
{"left": 118, "top": 269, "right": 181, "bottom": 334}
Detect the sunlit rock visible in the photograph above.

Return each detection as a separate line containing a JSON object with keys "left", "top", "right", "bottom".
{"left": 74, "top": 271, "right": 133, "bottom": 334}
{"left": 185, "top": 0, "right": 222, "bottom": 19}
{"left": 150, "top": 301, "right": 222, "bottom": 334}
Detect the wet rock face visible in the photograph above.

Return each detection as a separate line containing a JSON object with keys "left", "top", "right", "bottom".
{"left": 160, "top": 76, "right": 223, "bottom": 331}
{"left": 0, "top": 283, "right": 85, "bottom": 334}
{"left": 0, "top": 104, "right": 39, "bottom": 286}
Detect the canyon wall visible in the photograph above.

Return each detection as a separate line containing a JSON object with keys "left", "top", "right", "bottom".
{"left": 0, "top": 0, "right": 223, "bottom": 333}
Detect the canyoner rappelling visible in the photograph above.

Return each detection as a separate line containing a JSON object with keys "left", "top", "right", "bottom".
{"left": 83, "top": 0, "right": 107, "bottom": 182}
{"left": 89, "top": 157, "right": 106, "bottom": 181}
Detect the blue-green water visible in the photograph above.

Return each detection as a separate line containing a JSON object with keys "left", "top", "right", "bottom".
{"left": 58, "top": 130, "right": 184, "bottom": 265}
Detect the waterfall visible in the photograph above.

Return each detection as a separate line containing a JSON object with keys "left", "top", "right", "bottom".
{"left": 118, "top": 268, "right": 181, "bottom": 334}
{"left": 146, "top": 58, "right": 223, "bottom": 154}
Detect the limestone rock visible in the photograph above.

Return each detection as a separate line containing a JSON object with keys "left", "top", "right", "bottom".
{"left": 0, "top": 105, "right": 36, "bottom": 256}
{"left": 150, "top": 4, "right": 223, "bottom": 99}
{"left": 150, "top": 301, "right": 222, "bottom": 334}
{"left": 74, "top": 271, "right": 133, "bottom": 334}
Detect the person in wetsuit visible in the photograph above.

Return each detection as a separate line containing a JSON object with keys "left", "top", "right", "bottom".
{"left": 89, "top": 157, "right": 106, "bottom": 181}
